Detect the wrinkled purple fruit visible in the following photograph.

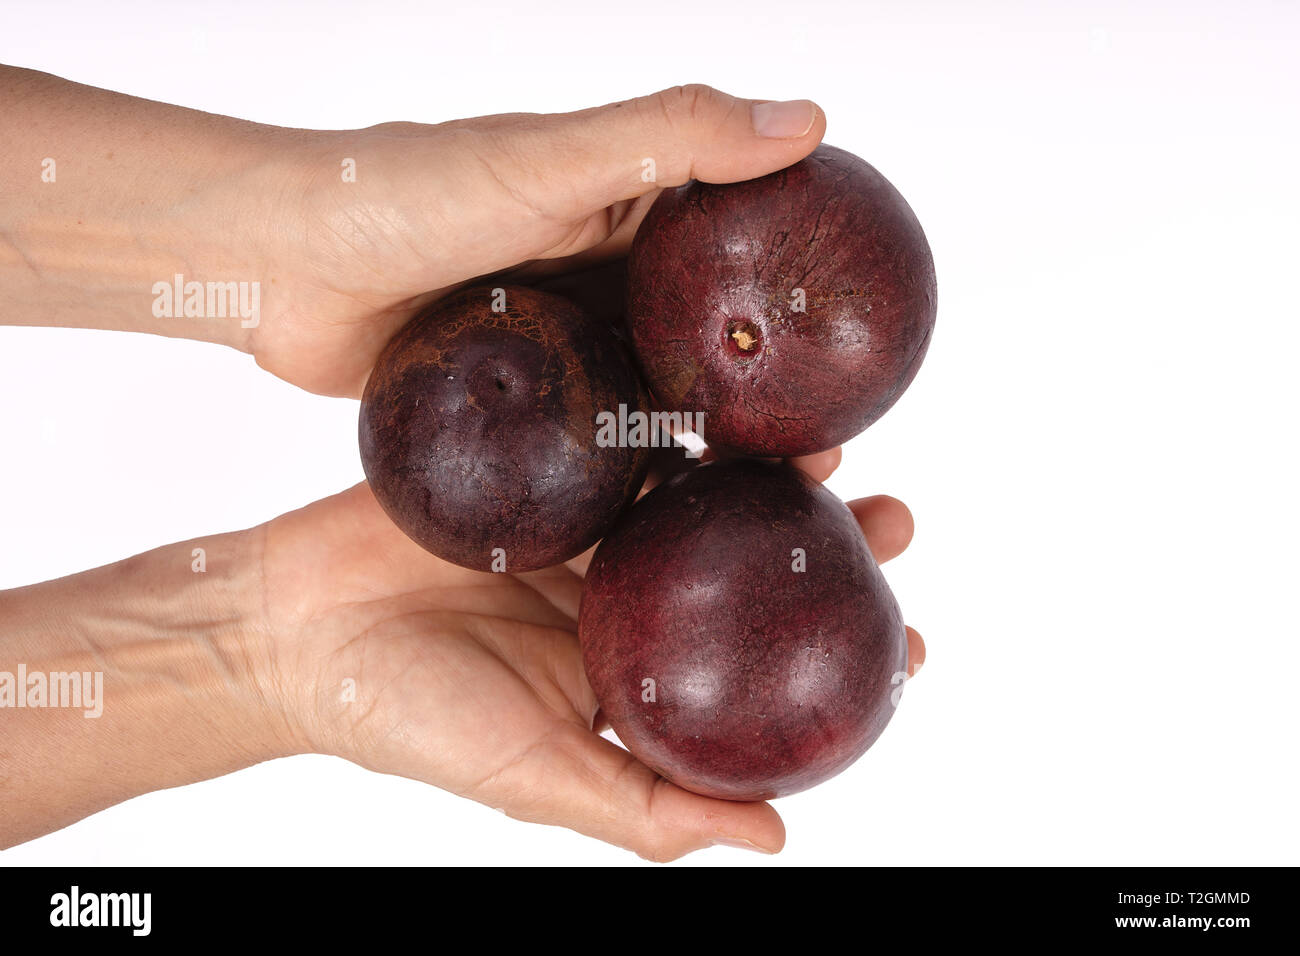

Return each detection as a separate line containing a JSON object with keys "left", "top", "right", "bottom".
{"left": 627, "top": 144, "right": 937, "bottom": 457}
{"left": 578, "top": 458, "right": 907, "bottom": 801}
{"left": 360, "top": 285, "right": 650, "bottom": 572}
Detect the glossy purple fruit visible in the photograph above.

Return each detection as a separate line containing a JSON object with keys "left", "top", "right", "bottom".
{"left": 360, "top": 285, "right": 650, "bottom": 572}
{"left": 627, "top": 144, "right": 937, "bottom": 457}
{"left": 578, "top": 458, "right": 908, "bottom": 801}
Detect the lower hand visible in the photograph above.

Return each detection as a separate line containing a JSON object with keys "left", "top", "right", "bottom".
{"left": 240, "top": 462, "right": 923, "bottom": 860}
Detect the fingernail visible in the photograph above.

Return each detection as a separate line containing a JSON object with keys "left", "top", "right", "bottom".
{"left": 752, "top": 100, "right": 817, "bottom": 139}
{"left": 712, "top": 837, "right": 777, "bottom": 854}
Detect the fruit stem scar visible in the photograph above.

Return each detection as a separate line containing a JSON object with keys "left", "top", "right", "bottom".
{"left": 728, "top": 321, "right": 760, "bottom": 352}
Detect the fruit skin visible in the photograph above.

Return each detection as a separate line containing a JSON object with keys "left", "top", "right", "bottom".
{"left": 359, "top": 285, "right": 651, "bottom": 572}
{"left": 578, "top": 458, "right": 907, "bottom": 801}
{"left": 627, "top": 144, "right": 937, "bottom": 457}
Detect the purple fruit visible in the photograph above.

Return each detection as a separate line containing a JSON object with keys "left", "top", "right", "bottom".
{"left": 627, "top": 144, "right": 937, "bottom": 457}
{"left": 360, "top": 285, "right": 650, "bottom": 572}
{"left": 579, "top": 458, "right": 907, "bottom": 801}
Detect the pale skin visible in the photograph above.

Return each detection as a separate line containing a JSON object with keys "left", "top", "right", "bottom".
{"left": 0, "top": 67, "right": 926, "bottom": 860}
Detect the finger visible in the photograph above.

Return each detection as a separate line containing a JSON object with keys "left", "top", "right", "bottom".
{"left": 790, "top": 446, "right": 842, "bottom": 483}
{"left": 564, "top": 545, "right": 597, "bottom": 580}
{"left": 906, "top": 625, "right": 925, "bottom": 676}
{"left": 847, "top": 495, "right": 914, "bottom": 564}
{"left": 484, "top": 721, "right": 785, "bottom": 862}
{"left": 512, "top": 562, "right": 585, "bottom": 623}
{"left": 466, "top": 85, "right": 826, "bottom": 221}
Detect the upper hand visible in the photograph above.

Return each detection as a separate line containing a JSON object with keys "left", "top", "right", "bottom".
{"left": 249, "top": 86, "right": 827, "bottom": 397}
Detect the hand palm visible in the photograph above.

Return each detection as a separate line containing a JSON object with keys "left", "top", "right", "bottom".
{"left": 258, "top": 479, "right": 780, "bottom": 862}
{"left": 259, "top": 484, "right": 602, "bottom": 794}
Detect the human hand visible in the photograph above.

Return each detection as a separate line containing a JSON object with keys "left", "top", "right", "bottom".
{"left": 1, "top": 73, "right": 827, "bottom": 396}
{"left": 242, "top": 461, "right": 924, "bottom": 861}
{"left": 248, "top": 85, "right": 829, "bottom": 396}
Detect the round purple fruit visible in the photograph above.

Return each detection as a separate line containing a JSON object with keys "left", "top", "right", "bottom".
{"left": 627, "top": 144, "right": 937, "bottom": 457}
{"left": 360, "top": 285, "right": 650, "bottom": 572}
{"left": 579, "top": 458, "right": 908, "bottom": 801}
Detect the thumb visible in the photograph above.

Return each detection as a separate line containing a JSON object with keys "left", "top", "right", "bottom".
{"left": 476, "top": 720, "right": 786, "bottom": 862}
{"left": 460, "top": 84, "right": 826, "bottom": 220}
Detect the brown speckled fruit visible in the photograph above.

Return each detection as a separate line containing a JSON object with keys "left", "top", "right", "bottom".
{"left": 359, "top": 285, "right": 650, "bottom": 572}
{"left": 627, "top": 144, "right": 937, "bottom": 457}
{"left": 578, "top": 458, "right": 908, "bottom": 801}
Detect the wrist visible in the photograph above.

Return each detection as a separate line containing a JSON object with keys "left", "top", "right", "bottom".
{"left": 0, "top": 526, "right": 300, "bottom": 846}
{"left": 0, "top": 66, "right": 314, "bottom": 353}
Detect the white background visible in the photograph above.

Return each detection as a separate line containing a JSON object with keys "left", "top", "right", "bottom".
{"left": 2, "top": 0, "right": 1297, "bottom": 866}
